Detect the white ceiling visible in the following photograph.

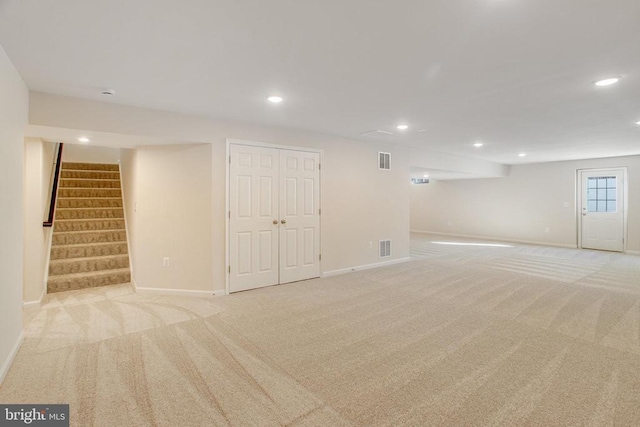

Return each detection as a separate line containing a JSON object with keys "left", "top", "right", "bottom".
{"left": 2, "top": 0, "right": 640, "bottom": 165}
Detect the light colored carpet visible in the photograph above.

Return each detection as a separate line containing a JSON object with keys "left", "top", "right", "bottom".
{"left": 2, "top": 233, "right": 640, "bottom": 426}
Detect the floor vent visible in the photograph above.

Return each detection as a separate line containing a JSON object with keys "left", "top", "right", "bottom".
{"left": 379, "top": 240, "right": 391, "bottom": 258}
{"left": 379, "top": 152, "right": 391, "bottom": 170}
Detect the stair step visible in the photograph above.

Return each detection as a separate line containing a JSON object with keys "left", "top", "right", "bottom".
{"left": 47, "top": 268, "right": 131, "bottom": 293}
{"left": 50, "top": 242, "right": 129, "bottom": 260}
{"left": 56, "top": 198, "right": 123, "bottom": 209}
{"left": 59, "top": 179, "right": 121, "bottom": 189}
{"left": 56, "top": 207, "right": 124, "bottom": 219}
{"left": 61, "top": 162, "right": 119, "bottom": 171}
{"left": 49, "top": 162, "right": 129, "bottom": 294}
{"left": 60, "top": 170, "right": 120, "bottom": 179}
{"left": 52, "top": 230, "right": 127, "bottom": 246}
{"left": 58, "top": 188, "right": 122, "bottom": 198}
{"left": 49, "top": 254, "right": 130, "bottom": 276}
{"left": 54, "top": 218, "right": 125, "bottom": 232}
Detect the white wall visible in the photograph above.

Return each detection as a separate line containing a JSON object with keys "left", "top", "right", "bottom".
{"left": 62, "top": 143, "right": 120, "bottom": 164}
{"left": 23, "top": 138, "right": 55, "bottom": 303}
{"left": 409, "top": 147, "right": 509, "bottom": 178}
{"left": 411, "top": 155, "right": 640, "bottom": 252}
{"left": 30, "top": 92, "right": 413, "bottom": 293}
{"left": 0, "top": 44, "right": 28, "bottom": 382}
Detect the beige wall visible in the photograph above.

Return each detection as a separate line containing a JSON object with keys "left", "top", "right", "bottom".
{"left": 0, "top": 44, "right": 28, "bottom": 381}
{"left": 23, "top": 138, "right": 55, "bottom": 303}
{"left": 119, "top": 148, "right": 137, "bottom": 278}
{"left": 130, "top": 144, "right": 214, "bottom": 291}
{"left": 30, "top": 93, "right": 412, "bottom": 293}
{"left": 411, "top": 155, "right": 640, "bottom": 252}
{"left": 62, "top": 143, "right": 120, "bottom": 164}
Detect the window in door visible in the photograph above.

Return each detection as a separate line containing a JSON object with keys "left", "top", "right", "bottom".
{"left": 587, "top": 176, "right": 617, "bottom": 213}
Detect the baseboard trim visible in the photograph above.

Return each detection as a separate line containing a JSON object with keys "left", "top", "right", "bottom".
{"left": 626, "top": 250, "right": 640, "bottom": 256}
{"left": 410, "top": 230, "right": 578, "bottom": 249}
{"left": 135, "top": 285, "right": 224, "bottom": 298}
{"left": 0, "top": 331, "right": 24, "bottom": 385}
{"left": 23, "top": 288, "right": 46, "bottom": 309}
{"left": 323, "top": 257, "right": 412, "bottom": 278}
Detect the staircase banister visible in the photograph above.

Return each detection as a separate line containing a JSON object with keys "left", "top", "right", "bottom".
{"left": 43, "top": 142, "right": 64, "bottom": 227}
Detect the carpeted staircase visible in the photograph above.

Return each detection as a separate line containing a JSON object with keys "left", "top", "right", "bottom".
{"left": 47, "top": 162, "right": 131, "bottom": 293}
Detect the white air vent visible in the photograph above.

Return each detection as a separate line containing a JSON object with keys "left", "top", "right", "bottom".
{"left": 379, "top": 240, "right": 391, "bottom": 258}
{"left": 411, "top": 178, "right": 429, "bottom": 184}
{"left": 379, "top": 152, "right": 391, "bottom": 170}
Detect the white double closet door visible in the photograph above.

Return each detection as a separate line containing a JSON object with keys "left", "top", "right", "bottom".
{"left": 229, "top": 144, "right": 320, "bottom": 293}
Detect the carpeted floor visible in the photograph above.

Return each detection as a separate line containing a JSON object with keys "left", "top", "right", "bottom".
{"left": 2, "top": 234, "right": 640, "bottom": 426}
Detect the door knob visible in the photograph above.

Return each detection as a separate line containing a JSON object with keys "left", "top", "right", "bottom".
{"left": 281, "top": 219, "right": 287, "bottom": 224}
{"left": 273, "top": 220, "right": 278, "bottom": 225}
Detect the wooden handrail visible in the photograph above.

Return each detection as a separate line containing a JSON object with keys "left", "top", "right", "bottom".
{"left": 43, "top": 143, "right": 64, "bottom": 227}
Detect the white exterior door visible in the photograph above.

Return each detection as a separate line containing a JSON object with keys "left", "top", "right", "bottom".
{"left": 579, "top": 169, "right": 625, "bottom": 252}
{"left": 229, "top": 145, "right": 280, "bottom": 292}
{"left": 279, "top": 150, "right": 321, "bottom": 284}
{"left": 229, "top": 144, "right": 321, "bottom": 293}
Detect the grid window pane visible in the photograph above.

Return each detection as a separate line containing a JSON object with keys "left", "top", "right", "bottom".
{"left": 597, "top": 201, "right": 606, "bottom": 211}
{"left": 586, "top": 176, "right": 617, "bottom": 213}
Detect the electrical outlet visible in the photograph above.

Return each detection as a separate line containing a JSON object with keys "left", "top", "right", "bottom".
{"left": 368, "top": 241, "right": 373, "bottom": 249}
{"left": 545, "top": 227, "right": 550, "bottom": 233}
{"left": 563, "top": 202, "right": 570, "bottom": 208}
{"left": 163, "top": 257, "right": 170, "bottom": 267}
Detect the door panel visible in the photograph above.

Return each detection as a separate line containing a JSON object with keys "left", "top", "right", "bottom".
{"left": 279, "top": 150, "right": 321, "bottom": 284}
{"left": 303, "top": 228, "right": 315, "bottom": 265}
{"left": 229, "top": 145, "right": 280, "bottom": 292}
{"left": 285, "top": 229, "right": 298, "bottom": 268}
{"left": 580, "top": 169, "right": 624, "bottom": 252}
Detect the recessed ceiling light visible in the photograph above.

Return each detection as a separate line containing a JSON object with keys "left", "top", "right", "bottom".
{"left": 473, "top": 142, "right": 484, "bottom": 147}
{"left": 396, "top": 124, "right": 409, "bottom": 130}
{"left": 267, "top": 95, "right": 283, "bottom": 103}
{"left": 78, "top": 137, "right": 90, "bottom": 143}
{"left": 636, "top": 120, "right": 640, "bottom": 125}
{"left": 518, "top": 153, "right": 527, "bottom": 157}
{"left": 594, "top": 77, "right": 620, "bottom": 86}
{"left": 423, "top": 174, "right": 429, "bottom": 178}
